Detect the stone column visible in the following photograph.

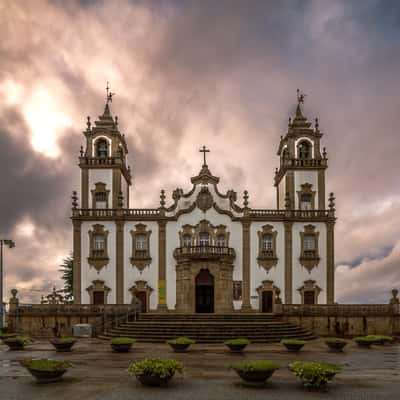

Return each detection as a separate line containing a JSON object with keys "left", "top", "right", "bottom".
{"left": 72, "top": 220, "right": 82, "bottom": 304}
{"left": 318, "top": 170, "right": 326, "bottom": 209}
{"left": 326, "top": 221, "right": 335, "bottom": 304}
{"left": 116, "top": 220, "right": 125, "bottom": 304}
{"left": 241, "top": 220, "right": 252, "bottom": 311}
{"left": 157, "top": 220, "right": 168, "bottom": 311}
{"left": 284, "top": 221, "right": 293, "bottom": 304}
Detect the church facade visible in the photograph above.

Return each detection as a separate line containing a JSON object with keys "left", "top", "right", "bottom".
{"left": 71, "top": 91, "right": 336, "bottom": 313}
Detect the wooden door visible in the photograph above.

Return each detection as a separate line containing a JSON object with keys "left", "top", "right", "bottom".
{"left": 304, "top": 291, "right": 315, "bottom": 305}
{"left": 262, "top": 291, "right": 273, "bottom": 313}
{"left": 136, "top": 291, "right": 147, "bottom": 313}
{"left": 93, "top": 291, "right": 105, "bottom": 305}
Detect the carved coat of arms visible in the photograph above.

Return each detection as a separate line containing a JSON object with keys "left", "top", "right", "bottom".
{"left": 196, "top": 186, "right": 213, "bottom": 212}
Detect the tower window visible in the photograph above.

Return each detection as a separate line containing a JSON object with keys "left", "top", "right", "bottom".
{"left": 303, "top": 234, "right": 316, "bottom": 257}
{"left": 135, "top": 234, "right": 147, "bottom": 251}
{"left": 96, "top": 139, "right": 109, "bottom": 158}
{"left": 95, "top": 192, "right": 107, "bottom": 209}
{"left": 199, "top": 233, "right": 210, "bottom": 246}
{"left": 93, "top": 234, "right": 105, "bottom": 256}
{"left": 300, "top": 193, "right": 312, "bottom": 210}
{"left": 298, "top": 141, "right": 311, "bottom": 159}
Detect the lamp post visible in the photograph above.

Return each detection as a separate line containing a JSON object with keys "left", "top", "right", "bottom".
{"left": 0, "top": 239, "right": 15, "bottom": 330}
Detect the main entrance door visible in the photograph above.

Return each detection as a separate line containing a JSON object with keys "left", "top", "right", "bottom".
{"left": 136, "top": 291, "right": 147, "bottom": 313}
{"left": 195, "top": 269, "right": 214, "bottom": 313}
{"left": 262, "top": 291, "right": 273, "bottom": 313}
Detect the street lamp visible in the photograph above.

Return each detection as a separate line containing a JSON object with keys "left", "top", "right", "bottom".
{"left": 0, "top": 239, "right": 15, "bottom": 330}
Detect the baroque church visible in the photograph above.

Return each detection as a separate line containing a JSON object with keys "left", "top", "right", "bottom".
{"left": 71, "top": 89, "right": 336, "bottom": 313}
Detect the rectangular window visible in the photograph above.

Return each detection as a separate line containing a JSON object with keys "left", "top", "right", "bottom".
{"left": 95, "top": 192, "right": 107, "bottom": 209}
{"left": 262, "top": 235, "right": 273, "bottom": 256}
{"left": 303, "top": 234, "right": 316, "bottom": 257}
{"left": 216, "top": 235, "right": 226, "bottom": 247}
{"left": 199, "top": 233, "right": 210, "bottom": 246}
{"left": 183, "top": 235, "right": 191, "bottom": 247}
{"left": 300, "top": 193, "right": 312, "bottom": 210}
{"left": 135, "top": 234, "right": 147, "bottom": 251}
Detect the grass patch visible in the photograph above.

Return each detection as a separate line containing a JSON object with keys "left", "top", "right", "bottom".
{"left": 289, "top": 361, "right": 340, "bottom": 389}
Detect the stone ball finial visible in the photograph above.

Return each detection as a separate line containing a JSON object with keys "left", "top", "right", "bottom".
{"left": 11, "top": 288, "right": 18, "bottom": 299}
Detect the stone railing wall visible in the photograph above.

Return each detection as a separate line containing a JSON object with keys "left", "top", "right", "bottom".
{"left": 279, "top": 304, "right": 400, "bottom": 337}
{"left": 7, "top": 303, "right": 140, "bottom": 337}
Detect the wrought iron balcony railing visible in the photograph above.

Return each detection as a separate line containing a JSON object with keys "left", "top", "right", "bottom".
{"left": 173, "top": 245, "right": 236, "bottom": 260}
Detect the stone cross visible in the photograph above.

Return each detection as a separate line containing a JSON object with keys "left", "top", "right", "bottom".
{"left": 199, "top": 145, "right": 210, "bottom": 166}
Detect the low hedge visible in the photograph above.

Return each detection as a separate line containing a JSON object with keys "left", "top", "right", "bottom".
{"left": 4, "top": 336, "right": 33, "bottom": 345}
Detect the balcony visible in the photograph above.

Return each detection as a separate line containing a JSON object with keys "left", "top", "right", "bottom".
{"left": 173, "top": 245, "right": 236, "bottom": 262}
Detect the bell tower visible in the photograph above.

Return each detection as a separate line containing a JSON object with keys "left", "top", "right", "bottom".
{"left": 79, "top": 85, "right": 132, "bottom": 210}
{"left": 275, "top": 90, "right": 328, "bottom": 210}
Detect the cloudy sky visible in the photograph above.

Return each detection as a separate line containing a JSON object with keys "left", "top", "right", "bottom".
{"left": 0, "top": 0, "right": 399, "bottom": 304}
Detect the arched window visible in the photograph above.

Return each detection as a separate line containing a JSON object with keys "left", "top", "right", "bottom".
{"left": 298, "top": 140, "right": 311, "bottom": 159}
{"left": 199, "top": 232, "right": 210, "bottom": 246}
{"left": 96, "top": 139, "right": 109, "bottom": 158}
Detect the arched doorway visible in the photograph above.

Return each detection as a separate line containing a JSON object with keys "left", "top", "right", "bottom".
{"left": 195, "top": 269, "right": 214, "bottom": 313}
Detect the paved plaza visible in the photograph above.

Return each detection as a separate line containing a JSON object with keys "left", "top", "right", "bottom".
{"left": 0, "top": 338, "right": 399, "bottom": 400}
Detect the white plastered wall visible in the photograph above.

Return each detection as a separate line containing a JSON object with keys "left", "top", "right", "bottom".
{"left": 123, "top": 221, "right": 159, "bottom": 309}
{"left": 81, "top": 221, "right": 116, "bottom": 304}
{"left": 250, "top": 222, "right": 285, "bottom": 310}
{"left": 292, "top": 222, "right": 327, "bottom": 304}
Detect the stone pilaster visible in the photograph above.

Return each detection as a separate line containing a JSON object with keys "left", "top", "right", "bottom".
{"left": 157, "top": 220, "right": 168, "bottom": 311}
{"left": 81, "top": 169, "right": 89, "bottom": 208}
{"left": 284, "top": 221, "right": 293, "bottom": 304}
{"left": 241, "top": 220, "right": 252, "bottom": 311}
{"left": 318, "top": 169, "right": 325, "bottom": 209}
{"left": 72, "top": 220, "right": 82, "bottom": 304}
{"left": 116, "top": 220, "right": 125, "bottom": 304}
{"left": 286, "top": 171, "right": 295, "bottom": 209}
{"left": 112, "top": 169, "right": 121, "bottom": 208}
{"left": 326, "top": 221, "right": 335, "bottom": 304}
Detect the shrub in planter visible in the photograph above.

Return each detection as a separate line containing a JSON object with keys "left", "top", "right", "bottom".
{"left": 110, "top": 337, "right": 136, "bottom": 353}
{"left": 20, "top": 359, "right": 73, "bottom": 383}
{"left": 166, "top": 337, "right": 195, "bottom": 353}
{"left": 50, "top": 337, "right": 77, "bottom": 352}
{"left": 3, "top": 336, "right": 33, "bottom": 350}
{"left": 0, "top": 333, "right": 17, "bottom": 343}
{"left": 228, "top": 361, "right": 279, "bottom": 386}
{"left": 281, "top": 339, "right": 306, "bottom": 352}
{"left": 353, "top": 336, "right": 377, "bottom": 348}
{"left": 324, "top": 338, "right": 348, "bottom": 352}
{"left": 224, "top": 338, "right": 250, "bottom": 353}
{"left": 366, "top": 335, "right": 393, "bottom": 345}
{"left": 128, "top": 358, "right": 183, "bottom": 387}
{"left": 289, "top": 361, "right": 340, "bottom": 391}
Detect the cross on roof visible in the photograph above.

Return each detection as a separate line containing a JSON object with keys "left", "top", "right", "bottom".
{"left": 199, "top": 145, "right": 210, "bottom": 166}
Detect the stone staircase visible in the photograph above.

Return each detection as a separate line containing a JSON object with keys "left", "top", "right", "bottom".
{"left": 100, "top": 313, "right": 316, "bottom": 343}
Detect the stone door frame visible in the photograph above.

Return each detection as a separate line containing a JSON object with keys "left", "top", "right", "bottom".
{"left": 175, "top": 261, "right": 234, "bottom": 313}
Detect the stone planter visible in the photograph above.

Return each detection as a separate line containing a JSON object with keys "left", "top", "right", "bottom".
{"left": 27, "top": 368, "right": 67, "bottom": 384}
{"left": 282, "top": 342, "right": 304, "bottom": 352}
{"left": 168, "top": 343, "right": 191, "bottom": 353}
{"left": 225, "top": 343, "right": 248, "bottom": 353}
{"left": 235, "top": 370, "right": 275, "bottom": 386}
{"left": 136, "top": 372, "right": 175, "bottom": 387}
{"left": 50, "top": 339, "right": 77, "bottom": 352}
{"left": 111, "top": 343, "right": 133, "bottom": 353}
{"left": 325, "top": 341, "right": 347, "bottom": 352}
{"left": 355, "top": 341, "right": 373, "bottom": 348}
{"left": 3, "top": 339, "right": 25, "bottom": 351}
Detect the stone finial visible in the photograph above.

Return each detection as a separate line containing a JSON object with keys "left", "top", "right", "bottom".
{"left": 275, "top": 167, "right": 278, "bottom": 175}
{"left": 284, "top": 192, "right": 291, "bottom": 210}
{"left": 71, "top": 191, "right": 78, "bottom": 209}
{"left": 118, "top": 191, "right": 124, "bottom": 208}
{"left": 243, "top": 190, "right": 249, "bottom": 208}
{"left": 80, "top": 145, "right": 84, "bottom": 157}
{"left": 328, "top": 192, "right": 336, "bottom": 211}
{"left": 86, "top": 116, "right": 91, "bottom": 130}
{"left": 115, "top": 115, "right": 118, "bottom": 127}
{"left": 390, "top": 288, "right": 399, "bottom": 305}
{"left": 323, "top": 147, "right": 327, "bottom": 159}
{"left": 288, "top": 117, "right": 291, "bottom": 127}
{"left": 315, "top": 117, "right": 319, "bottom": 130}
{"left": 11, "top": 288, "right": 18, "bottom": 299}
{"left": 160, "top": 189, "right": 166, "bottom": 208}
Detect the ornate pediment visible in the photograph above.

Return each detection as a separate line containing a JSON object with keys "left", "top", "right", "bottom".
{"left": 196, "top": 186, "right": 213, "bottom": 212}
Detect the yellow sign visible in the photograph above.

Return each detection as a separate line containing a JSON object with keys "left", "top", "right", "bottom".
{"left": 158, "top": 280, "right": 166, "bottom": 305}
